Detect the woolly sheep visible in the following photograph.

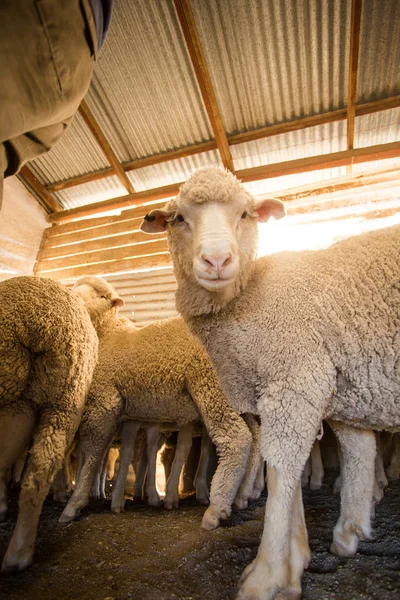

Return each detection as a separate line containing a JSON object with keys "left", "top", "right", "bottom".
{"left": 141, "top": 167, "right": 400, "bottom": 600}
{"left": 60, "top": 277, "right": 261, "bottom": 530}
{"left": 0, "top": 276, "right": 98, "bottom": 573}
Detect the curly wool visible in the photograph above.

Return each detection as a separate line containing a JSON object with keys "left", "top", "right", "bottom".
{"left": 61, "top": 289, "right": 258, "bottom": 528}
{"left": 0, "top": 276, "right": 98, "bottom": 572}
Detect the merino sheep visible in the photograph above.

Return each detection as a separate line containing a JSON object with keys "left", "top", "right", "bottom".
{"left": 0, "top": 276, "right": 98, "bottom": 572}
{"left": 141, "top": 167, "right": 400, "bottom": 600}
{"left": 60, "top": 277, "right": 260, "bottom": 530}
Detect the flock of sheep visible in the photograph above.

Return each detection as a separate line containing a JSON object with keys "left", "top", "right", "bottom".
{"left": 0, "top": 167, "right": 399, "bottom": 600}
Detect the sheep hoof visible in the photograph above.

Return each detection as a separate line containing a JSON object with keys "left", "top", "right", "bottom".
{"left": 148, "top": 496, "right": 161, "bottom": 508}
{"left": 330, "top": 539, "right": 357, "bottom": 557}
{"left": 386, "top": 466, "right": 400, "bottom": 481}
{"left": 59, "top": 507, "right": 78, "bottom": 523}
{"left": 309, "top": 479, "right": 322, "bottom": 491}
{"left": 201, "top": 506, "right": 222, "bottom": 530}
{"left": 163, "top": 499, "right": 179, "bottom": 510}
{"left": 1, "top": 545, "right": 34, "bottom": 573}
{"left": 111, "top": 505, "right": 124, "bottom": 514}
{"left": 195, "top": 490, "right": 210, "bottom": 505}
{"left": 234, "top": 496, "right": 248, "bottom": 510}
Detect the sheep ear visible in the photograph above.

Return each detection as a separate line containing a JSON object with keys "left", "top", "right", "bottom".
{"left": 140, "top": 208, "right": 173, "bottom": 233}
{"left": 254, "top": 198, "right": 286, "bottom": 222}
{"left": 113, "top": 297, "right": 124, "bottom": 308}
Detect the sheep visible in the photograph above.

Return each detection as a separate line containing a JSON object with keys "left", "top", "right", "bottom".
{"left": 301, "top": 439, "right": 324, "bottom": 490}
{"left": 0, "top": 275, "right": 98, "bottom": 573}
{"left": 60, "top": 276, "right": 260, "bottom": 530}
{"left": 141, "top": 167, "right": 400, "bottom": 600}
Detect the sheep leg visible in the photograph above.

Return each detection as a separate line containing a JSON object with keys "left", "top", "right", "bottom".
{"left": 301, "top": 457, "right": 311, "bottom": 488}
{"left": 309, "top": 439, "right": 324, "bottom": 490}
{"left": 99, "top": 450, "right": 109, "bottom": 500}
{"left": 164, "top": 423, "right": 194, "bottom": 510}
{"left": 90, "top": 445, "right": 110, "bottom": 500}
{"left": 252, "top": 458, "right": 266, "bottom": 500}
{"left": 0, "top": 409, "right": 34, "bottom": 521}
{"left": 237, "top": 466, "right": 310, "bottom": 600}
{"left": 387, "top": 433, "right": 400, "bottom": 480}
{"left": 234, "top": 413, "right": 261, "bottom": 508}
{"left": 333, "top": 445, "right": 343, "bottom": 494}
{"left": 145, "top": 424, "right": 161, "bottom": 507}
{"left": 160, "top": 439, "right": 176, "bottom": 483}
{"left": 60, "top": 417, "right": 118, "bottom": 523}
{"left": 329, "top": 422, "right": 375, "bottom": 557}
{"left": 1, "top": 409, "right": 77, "bottom": 573}
{"left": 107, "top": 448, "right": 119, "bottom": 481}
{"left": 52, "top": 465, "right": 70, "bottom": 503}
{"left": 133, "top": 446, "right": 148, "bottom": 499}
{"left": 111, "top": 421, "right": 141, "bottom": 513}
{"left": 194, "top": 432, "right": 213, "bottom": 504}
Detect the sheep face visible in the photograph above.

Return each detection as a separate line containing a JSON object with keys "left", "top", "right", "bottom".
{"left": 141, "top": 168, "right": 285, "bottom": 297}
{"left": 73, "top": 276, "right": 124, "bottom": 335}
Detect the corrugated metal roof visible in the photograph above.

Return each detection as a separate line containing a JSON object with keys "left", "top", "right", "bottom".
{"left": 29, "top": 112, "right": 110, "bottom": 185}
{"left": 231, "top": 121, "right": 347, "bottom": 170}
{"left": 357, "top": 0, "right": 400, "bottom": 102}
{"left": 25, "top": 0, "right": 400, "bottom": 211}
{"left": 191, "top": 0, "right": 350, "bottom": 133}
{"left": 85, "top": 0, "right": 213, "bottom": 163}
{"left": 354, "top": 108, "right": 400, "bottom": 147}
{"left": 126, "top": 149, "right": 223, "bottom": 191}
{"left": 52, "top": 176, "right": 127, "bottom": 210}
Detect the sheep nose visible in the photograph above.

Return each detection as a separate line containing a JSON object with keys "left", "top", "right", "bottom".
{"left": 201, "top": 252, "right": 232, "bottom": 273}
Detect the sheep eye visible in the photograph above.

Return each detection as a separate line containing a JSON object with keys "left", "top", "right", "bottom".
{"left": 241, "top": 211, "right": 247, "bottom": 219}
{"left": 176, "top": 214, "right": 185, "bottom": 223}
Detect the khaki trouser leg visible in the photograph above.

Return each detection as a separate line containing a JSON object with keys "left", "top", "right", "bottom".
{"left": 0, "top": 0, "right": 96, "bottom": 209}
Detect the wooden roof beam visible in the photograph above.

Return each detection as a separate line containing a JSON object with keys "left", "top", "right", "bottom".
{"left": 79, "top": 99, "right": 135, "bottom": 194}
{"left": 49, "top": 182, "right": 181, "bottom": 223}
{"left": 19, "top": 166, "right": 62, "bottom": 212}
{"left": 48, "top": 141, "right": 400, "bottom": 223}
{"left": 174, "top": 0, "right": 234, "bottom": 171}
{"left": 235, "top": 141, "right": 400, "bottom": 183}
{"left": 346, "top": 0, "right": 363, "bottom": 174}
{"left": 43, "top": 94, "right": 400, "bottom": 193}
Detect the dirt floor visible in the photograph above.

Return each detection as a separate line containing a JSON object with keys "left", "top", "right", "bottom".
{"left": 0, "top": 473, "right": 399, "bottom": 600}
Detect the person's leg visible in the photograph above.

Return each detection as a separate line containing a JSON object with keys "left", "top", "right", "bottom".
{"left": 0, "top": 0, "right": 96, "bottom": 208}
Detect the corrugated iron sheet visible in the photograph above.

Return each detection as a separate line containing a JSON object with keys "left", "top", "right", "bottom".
{"left": 191, "top": 0, "right": 350, "bottom": 134}
{"left": 354, "top": 108, "right": 400, "bottom": 147}
{"left": 52, "top": 176, "right": 127, "bottom": 210}
{"left": 127, "top": 149, "right": 223, "bottom": 191}
{"left": 85, "top": 0, "right": 213, "bottom": 163}
{"left": 357, "top": 0, "right": 400, "bottom": 102}
{"left": 231, "top": 121, "right": 347, "bottom": 170}
{"left": 26, "top": 0, "right": 400, "bottom": 211}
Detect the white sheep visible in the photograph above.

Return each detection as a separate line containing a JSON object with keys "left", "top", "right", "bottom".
{"left": 60, "top": 276, "right": 261, "bottom": 530}
{"left": 141, "top": 167, "right": 400, "bottom": 600}
{"left": 0, "top": 276, "right": 98, "bottom": 572}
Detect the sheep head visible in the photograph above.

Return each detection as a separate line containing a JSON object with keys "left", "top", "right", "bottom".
{"left": 140, "top": 168, "right": 285, "bottom": 314}
{"left": 73, "top": 276, "right": 124, "bottom": 336}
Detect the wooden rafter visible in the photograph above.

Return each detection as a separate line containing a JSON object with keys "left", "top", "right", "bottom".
{"left": 48, "top": 141, "right": 400, "bottom": 223}
{"left": 173, "top": 0, "right": 234, "bottom": 171}
{"left": 43, "top": 94, "right": 400, "bottom": 194}
{"left": 235, "top": 141, "right": 400, "bottom": 183}
{"left": 19, "top": 166, "right": 62, "bottom": 212}
{"left": 79, "top": 99, "right": 135, "bottom": 194}
{"left": 346, "top": 0, "right": 363, "bottom": 176}
{"left": 49, "top": 182, "right": 181, "bottom": 223}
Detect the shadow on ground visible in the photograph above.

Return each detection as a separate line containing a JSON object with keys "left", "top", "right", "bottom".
{"left": 0, "top": 474, "right": 399, "bottom": 600}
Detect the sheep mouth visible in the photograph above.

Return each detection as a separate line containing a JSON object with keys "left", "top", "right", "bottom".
{"left": 196, "top": 275, "right": 235, "bottom": 291}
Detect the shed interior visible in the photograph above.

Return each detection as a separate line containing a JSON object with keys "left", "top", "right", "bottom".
{"left": 1, "top": 0, "right": 399, "bottom": 326}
